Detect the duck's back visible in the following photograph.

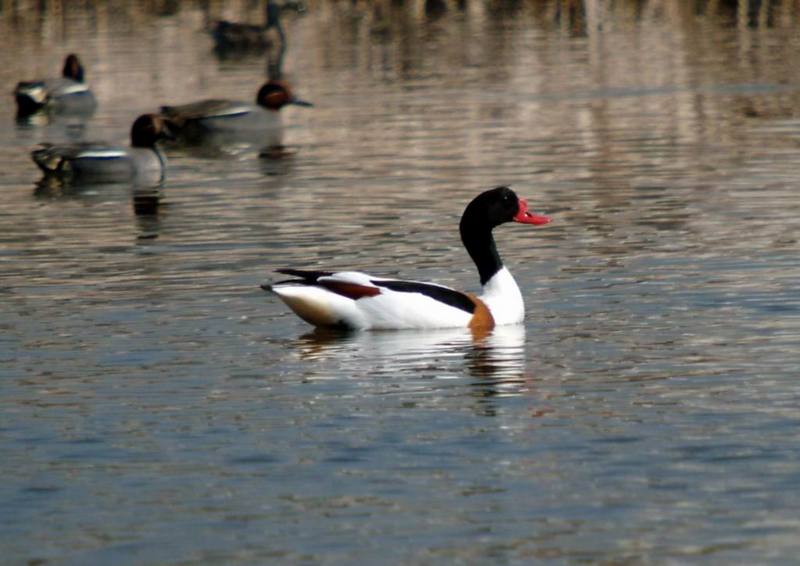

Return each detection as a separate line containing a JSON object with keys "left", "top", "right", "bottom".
{"left": 161, "top": 100, "right": 256, "bottom": 123}
{"left": 211, "top": 21, "right": 269, "bottom": 50}
{"left": 161, "top": 99, "right": 282, "bottom": 146}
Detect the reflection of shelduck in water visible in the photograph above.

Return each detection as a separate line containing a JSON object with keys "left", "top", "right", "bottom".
{"left": 263, "top": 187, "right": 552, "bottom": 330}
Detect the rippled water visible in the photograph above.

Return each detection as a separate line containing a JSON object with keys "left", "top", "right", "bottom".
{"left": 2, "top": 0, "right": 800, "bottom": 563}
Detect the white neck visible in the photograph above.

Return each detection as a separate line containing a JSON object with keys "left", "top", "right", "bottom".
{"left": 479, "top": 266, "right": 525, "bottom": 325}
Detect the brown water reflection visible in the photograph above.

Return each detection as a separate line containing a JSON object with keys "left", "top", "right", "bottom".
{"left": 2, "top": 0, "right": 800, "bottom": 563}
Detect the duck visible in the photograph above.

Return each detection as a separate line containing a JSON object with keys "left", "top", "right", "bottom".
{"left": 262, "top": 186, "right": 552, "bottom": 330}
{"left": 14, "top": 54, "right": 97, "bottom": 117}
{"left": 159, "top": 80, "right": 312, "bottom": 149}
{"left": 31, "top": 114, "right": 174, "bottom": 185}
{"left": 210, "top": 0, "right": 305, "bottom": 53}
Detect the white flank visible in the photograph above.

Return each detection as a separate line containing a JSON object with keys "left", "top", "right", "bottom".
{"left": 76, "top": 149, "right": 128, "bottom": 159}
{"left": 271, "top": 271, "right": 473, "bottom": 330}
{"left": 355, "top": 290, "right": 472, "bottom": 329}
{"left": 207, "top": 105, "right": 251, "bottom": 118}
{"left": 57, "top": 82, "right": 89, "bottom": 95}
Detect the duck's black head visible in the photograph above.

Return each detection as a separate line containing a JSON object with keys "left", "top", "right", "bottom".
{"left": 461, "top": 186, "right": 550, "bottom": 232}
{"left": 460, "top": 186, "right": 551, "bottom": 285}
{"left": 256, "top": 80, "right": 313, "bottom": 111}
{"left": 62, "top": 54, "right": 85, "bottom": 82}
{"left": 130, "top": 114, "right": 175, "bottom": 148}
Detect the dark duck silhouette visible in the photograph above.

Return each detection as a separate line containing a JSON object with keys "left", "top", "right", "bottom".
{"left": 211, "top": 0, "right": 305, "bottom": 55}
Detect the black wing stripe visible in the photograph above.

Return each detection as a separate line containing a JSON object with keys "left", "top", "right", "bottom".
{"left": 371, "top": 279, "right": 475, "bottom": 314}
{"left": 275, "top": 269, "right": 334, "bottom": 283}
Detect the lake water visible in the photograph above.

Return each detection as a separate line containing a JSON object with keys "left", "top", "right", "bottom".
{"left": 2, "top": 0, "right": 800, "bottom": 563}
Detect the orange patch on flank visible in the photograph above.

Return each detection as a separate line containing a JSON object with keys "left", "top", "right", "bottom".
{"left": 321, "top": 281, "right": 381, "bottom": 300}
{"left": 467, "top": 294, "right": 495, "bottom": 333}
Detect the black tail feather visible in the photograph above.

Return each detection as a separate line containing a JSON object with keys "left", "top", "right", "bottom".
{"left": 261, "top": 268, "right": 334, "bottom": 292}
{"left": 275, "top": 269, "right": 333, "bottom": 282}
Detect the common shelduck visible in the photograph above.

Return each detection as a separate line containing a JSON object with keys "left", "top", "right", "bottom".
{"left": 262, "top": 186, "right": 551, "bottom": 330}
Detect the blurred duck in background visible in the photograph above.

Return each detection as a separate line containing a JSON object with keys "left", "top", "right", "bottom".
{"left": 211, "top": 0, "right": 306, "bottom": 56}
{"left": 160, "top": 80, "right": 311, "bottom": 152}
{"left": 14, "top": 54, "right": 97, "bottom": 119}
{"left": 164, "top": 0, "right": 312, "bottom": 156}
{"left": 31, "top": 114, "right": 174, "bottom": 186}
